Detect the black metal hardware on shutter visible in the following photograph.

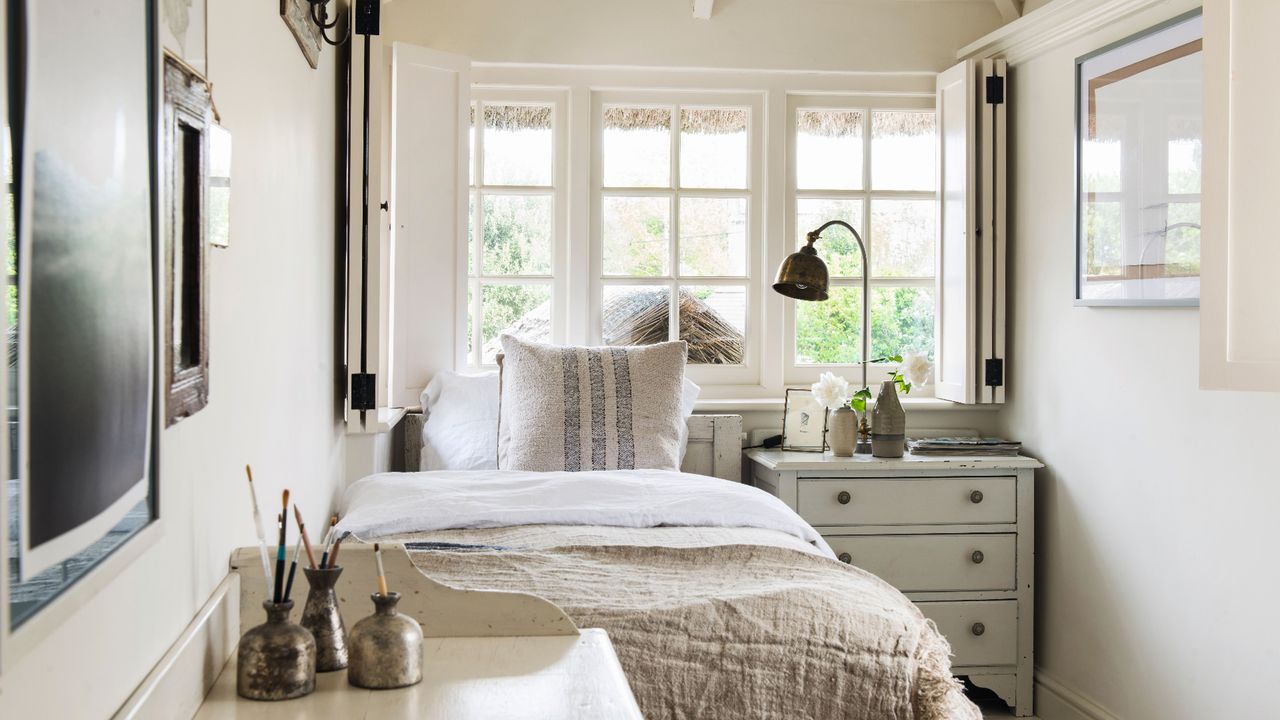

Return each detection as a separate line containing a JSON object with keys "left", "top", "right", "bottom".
{"left": 985, "top": 358, "right": 1004, "bottom": 388}
{"left": 985, "top": 75, "right": 1005, "bottom": 105}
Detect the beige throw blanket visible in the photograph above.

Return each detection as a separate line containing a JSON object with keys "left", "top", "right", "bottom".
{"left": 398, "top": 525, "right": 980, "bottom": 720}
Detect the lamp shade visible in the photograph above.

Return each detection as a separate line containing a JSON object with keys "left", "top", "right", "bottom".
{"left": 772, "top": 244, "right": 829, "bottom": 301}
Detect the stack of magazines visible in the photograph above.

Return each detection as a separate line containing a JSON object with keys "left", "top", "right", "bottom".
{"left": 908, "top": 437, "right": 1022, "bottom": 456}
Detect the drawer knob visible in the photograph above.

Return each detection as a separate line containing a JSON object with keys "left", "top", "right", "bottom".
{"left": 971, "top": 622, "right": 986, "bottom": 636}
{"left": 837, "top": 491, "right": 852, "bottom": 505}
{"left": 970, "top": 490, "right": 984, "bottom": 504}
{"left": 971, "top": 550, "right": 985, "bottom": 564}
{"left": 838, "top": 552, "right": 852, "bottom": 564}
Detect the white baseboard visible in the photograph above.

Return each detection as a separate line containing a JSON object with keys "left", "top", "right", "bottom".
{"left": 1035, "top": 669, "right": 1122, "bottom": 720}
{"left": 112, "top": 573, "right": 240, "bottom": 720}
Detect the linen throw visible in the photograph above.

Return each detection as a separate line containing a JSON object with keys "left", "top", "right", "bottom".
{"left": 498, "top": 335, "right": 687, "bottom": 472}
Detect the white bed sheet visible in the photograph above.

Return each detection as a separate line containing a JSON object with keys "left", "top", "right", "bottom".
{"left": 337, "top": 469, "right": 834, "bottom": 558}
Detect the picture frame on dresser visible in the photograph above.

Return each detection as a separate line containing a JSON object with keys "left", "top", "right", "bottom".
{"left": 744, "top": 449, "right": 1043, "bottom": 716}
{"left": 781, "top": 388, "right": 827, "bottom": 452}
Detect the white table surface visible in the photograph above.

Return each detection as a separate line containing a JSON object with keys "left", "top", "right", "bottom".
{"left": 745, "top": 448, "right": 1043, "bottom": 471}
{"left": 195, "top": 629, "right": 642, "bottom": 720}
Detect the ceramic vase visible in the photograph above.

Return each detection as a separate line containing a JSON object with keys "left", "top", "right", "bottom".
{"left": 237, "top": 600, "right": 316, "bottom": 701}
{"left": 828, "top": 406, "right": 857, "bottom": 457}
{"left": 301, "top": 566, "right": 348, "bottom": 672}
{"left": 348, "top": 592, "right": 423, "bottom": 689}
{"left": 871, "top": 380, "right": 906, "bottom": 458}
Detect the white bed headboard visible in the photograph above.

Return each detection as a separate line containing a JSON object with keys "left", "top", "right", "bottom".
{"left": 393, "top": 413, "right": 744, "bottom": 482}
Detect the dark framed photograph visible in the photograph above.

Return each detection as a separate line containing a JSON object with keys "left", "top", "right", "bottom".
{"left": 781, "top": 388, "right": 827, "bottom": 452}
{"left": 1075, "top": 10, "right": 1203, "bottom": 306}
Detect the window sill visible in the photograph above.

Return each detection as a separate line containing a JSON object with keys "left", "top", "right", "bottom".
{"left": 693, "top": 397, "right": 1002, "bottom": 413}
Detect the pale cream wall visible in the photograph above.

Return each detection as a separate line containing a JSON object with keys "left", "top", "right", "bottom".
{"left": 997, "top": 1, "right": 1280, "bottom": 717}
{"left": 0, "top": 1, "right": 344, "bottom": 716}
{"left": 382, "top": 0, "right": 1003, "bottom": 72}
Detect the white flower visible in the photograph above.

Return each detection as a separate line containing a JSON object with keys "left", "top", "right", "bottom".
{"left": 902, "top": 353, "right": 933, "bottom": 388}
{"left": 810, "top": 372, "right": 852, "bottom": 410}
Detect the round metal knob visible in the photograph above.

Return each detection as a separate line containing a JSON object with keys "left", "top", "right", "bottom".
{"left": 971, "top": 550, "right": 985, "bottom": 564}
{"left": 971, "top": 622, "right": 986, "bottom": 637}
{"left": 970, "top": 490, "right": 984, "bottom": 504}
{"left": 837, "top": 491, "right": 852, "bottom": 505}
{"left": 838, "top": 552, "right": 852, "bottom": 564}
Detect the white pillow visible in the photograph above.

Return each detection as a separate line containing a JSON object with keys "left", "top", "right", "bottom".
{"left": 419, "top": 370, "right": 699, "bottom": 471}
{"left": 419, "top": 371, "right": 500, "bottom": 471}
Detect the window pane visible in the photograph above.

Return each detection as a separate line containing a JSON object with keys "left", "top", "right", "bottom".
{"left": 796, "top": 109, "right": 863, "bottom": 190}
{"left": 680, "top": 285, "right": 745, "bottom": 364}
{"left": 871, "top": 199, "right": 935, "bottom": 278}
{"left": 482, "top": 194, "right": 553, "bottom": 275}
{"left": 871, "top": 111, "right": 935, "bottom": 191}
{"left": 603, "top": 196, "right": 670, "bottom": 276}
{"left": 1083, "top": 114, "right": 1124, "bottom": 193}
{"left": 603, "top": 106, "right": 671, "bottom": 187}
{"left": 481, "top": 283, "right": 551, "bottom": 363}
{"left": 680, "top": 108, "right": 747, "bottom": 189}
{"left": 1167, "top": 132, "right": 1201, "bottom": 194}
{"left": 467, "top": 192, "right": 475, "bottom": 274}
{"left": 795, "top": 285, "right": 862, "bottom": 365}
{"left": 1165, "top": 201, "right": 1200, "bottom": 276}
{"left": 796, "top": 198, "right": 864, "bottom": 277}
{"left": 603, "top": 285, "right": 670, "bottom": 346}
{"left": 1083, "top": 201, "right": 1123, "bottom": 276}
{"left": 679, "top": 197, "right": 746, "bottom": 276}
{"left": 871, "top": 286, "right": 935, "bottom": 361}
{"left": 467, "top": 284, "right": 474, "bottom": 358}
{"left": 482, "top": 104, "right": 553, "bottom": 186}
{"left": 469, "top": 104, "right": 476, "bottom": 187}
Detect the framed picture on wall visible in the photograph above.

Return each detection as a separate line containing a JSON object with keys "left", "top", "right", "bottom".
{"left": 1074, "top": 9, "right": 1203, "bottom": 306}
{"left": 781, "top": 388, "right": 827, "bottom": 452}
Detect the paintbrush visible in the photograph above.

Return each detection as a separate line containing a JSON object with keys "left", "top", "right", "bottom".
{"left": 374, "top": 543, "right": 388, "bottom": 597}
{"left": 274, "top": 490, "right": 289, "bottom": 603}
{"left": 282, "top": 535, "right": 303, "bottom": 603}
{"left": 318, "top": 516, "right": 338, "bottom": 568}
{"left": 294, "top": 505, "right": 318, "bottom": 570}
{"left": 244, "top": 465, "right": 274, "bottom": 602}
{"left": 328, "top": 531, "right": 350, "bottom": 569}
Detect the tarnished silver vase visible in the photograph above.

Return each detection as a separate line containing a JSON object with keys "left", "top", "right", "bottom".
{"left": 348, "top": 592, "right": 423, "bottom": 689}
{"left": 301, "top": 566, "right": 348, "bottom": 672}
{"left": 237, "top": 600, "right": 316, "bottom": 701}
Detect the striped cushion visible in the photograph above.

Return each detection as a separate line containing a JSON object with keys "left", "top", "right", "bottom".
{"left": 497, "top": 335, "right": 687, "bottom": 472}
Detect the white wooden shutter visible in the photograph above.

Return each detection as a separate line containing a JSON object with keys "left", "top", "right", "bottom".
{"left": 1200, "top": 1, "right": 1280, "bottom": 391}
{"left": 935, "top": 59, "right": 1007, "bottom": 405}
{"left": 387, "top": 43, "right": 470, "bottom": 407}
{"left": 935, "top": 61, "right": 978, "bottom": 404}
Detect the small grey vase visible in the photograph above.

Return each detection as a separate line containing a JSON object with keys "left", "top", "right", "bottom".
{"left": 828, "top": 406, "right": 857, "bottom": 457}
{"left": 237, "top": 600, "right": 316, "bottom": 701}
{"left": 301, "top": 566, "right": 348, "bottom": 672}
{"left": 348, "top": 592, "right": 424, "bottom": 690}
{"left": 871, "top": 380, "right": 906, "bottom": 458}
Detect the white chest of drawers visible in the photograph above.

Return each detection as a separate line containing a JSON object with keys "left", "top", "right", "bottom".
{"left": 745, "top": 449, "right": 1042, "bottom": 717}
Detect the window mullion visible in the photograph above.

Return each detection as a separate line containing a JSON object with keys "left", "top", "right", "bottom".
{"left": 669, "top": 105, "right": 681, "bottom": 342}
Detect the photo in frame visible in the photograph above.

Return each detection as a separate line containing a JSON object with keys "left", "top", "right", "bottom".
{"left": 1075, "top": 10, "right": 1203, "bottom": 306}
{"left": 782, "top": 388, "right": 828, "bottom": 452}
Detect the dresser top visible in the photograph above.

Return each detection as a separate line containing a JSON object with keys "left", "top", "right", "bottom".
{"left": 745, "top": 448, "right": 1043, "bottom": 471}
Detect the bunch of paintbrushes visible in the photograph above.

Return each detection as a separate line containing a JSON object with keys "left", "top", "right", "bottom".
{"left": 244, "top": 465, "right": 349, "bottom": 605}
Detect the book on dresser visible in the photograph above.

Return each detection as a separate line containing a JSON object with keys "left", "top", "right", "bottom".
{"left": 743, "top": 448, "right": 1043, "bottom": 718}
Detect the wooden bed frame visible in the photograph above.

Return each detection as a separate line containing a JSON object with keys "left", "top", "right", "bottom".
{"left": 392, "top": 412, "right": 745, "bottom": 483}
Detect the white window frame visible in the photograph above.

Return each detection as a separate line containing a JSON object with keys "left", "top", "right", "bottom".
{"left": 783, "top": 93, "right": 938, "bottom": 397}
{"left": 465, "top": 87, "right": 570, "bottom": 368}
{"left": 589, "top": 90, "right": 765, "bottom": 387}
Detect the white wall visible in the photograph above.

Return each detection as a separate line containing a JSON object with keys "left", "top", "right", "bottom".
{"left": 383, "top": 0, "right": 1003, "bottom": 72}
{"left": 0, "top": 1, "right": 344, "bottom": 716}
{"left": 997, "top": 1, "right": 1280, "bottom": 717}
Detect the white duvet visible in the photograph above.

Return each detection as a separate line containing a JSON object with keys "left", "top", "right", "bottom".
{"left": 337, "top": 469, "right": 834, "bottom": 558}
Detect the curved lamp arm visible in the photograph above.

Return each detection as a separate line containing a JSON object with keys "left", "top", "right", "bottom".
{"left": 805, "top": 220, "right": 870, "bottom": 394}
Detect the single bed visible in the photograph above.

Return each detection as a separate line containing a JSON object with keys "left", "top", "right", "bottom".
{"left": 335, "top": 412, "right": 981, "bottom": 720}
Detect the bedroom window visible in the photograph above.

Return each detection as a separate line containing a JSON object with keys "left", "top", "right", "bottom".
{"left": 591, "top": 92, "right": 763, "bottom": 382}
{"left": 466, "top": 92, "right": 566, "bottom": 366}
{"left": 786, "top": 97, "right": 937, "bottom": 388}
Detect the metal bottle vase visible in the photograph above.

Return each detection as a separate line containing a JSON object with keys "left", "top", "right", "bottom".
{"left": 237, "top": 600, "right": 316, "bottom": 701}
{"left": 348, "top": 592, "right": 424, "bottom": 689}
{"left": 871, "top": 379, "right": 906, "bottom": 458}
{"left": 301, "top": 566, "right": 348, "bottom": 672}
{"left": 827, "top": 406, "right": 857, "bottom": 457}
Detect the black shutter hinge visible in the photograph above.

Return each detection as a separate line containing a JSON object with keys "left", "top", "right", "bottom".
{"left": 354, "top": 0, "right": 381, "bottom": 36}
{"left": 351, "top": 373, "right": 377, "bottom": 410}
{"left": 984, "top": 359, "right": 1004, "bottom": 388}
{"left": 985, "top": 75, "right": 1005, "bottom": 105}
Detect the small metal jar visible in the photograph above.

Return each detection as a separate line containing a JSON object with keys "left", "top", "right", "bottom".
{"left": 237, "top": 600, "right": 316, "bottom": 701}
{"left": 347, "top": 592, "right": 423, "bottom": 689}
{"left": 301, "top": 566, "right": 348, "bottom": 672}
